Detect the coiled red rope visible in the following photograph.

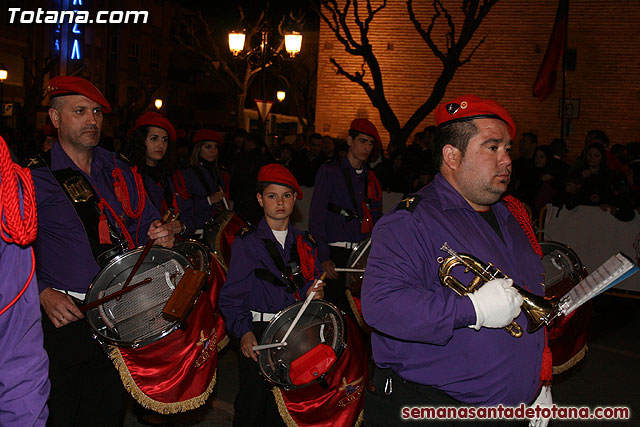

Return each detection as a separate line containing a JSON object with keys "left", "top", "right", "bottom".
{"left": 0, "top": 136, "right": 37, "bottom": 245}
{"left": 0, "top": 136, "right": 38, "bottom": 316}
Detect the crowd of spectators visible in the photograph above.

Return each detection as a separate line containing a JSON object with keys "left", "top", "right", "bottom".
{"left": 4, "top": 121, "right": 639, "bottom": 225}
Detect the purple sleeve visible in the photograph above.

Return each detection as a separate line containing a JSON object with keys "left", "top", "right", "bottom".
{"left": 308, "top": 165, "right": 331, "bottom": 262}
{"left": 218, "top": 239, "right": 255, "bottom": 339}
{"left": 0, "top": 244, "right": 50, "bottom": 426}
{"left": 361, "top": 213, "right": 476, "bottom": 344}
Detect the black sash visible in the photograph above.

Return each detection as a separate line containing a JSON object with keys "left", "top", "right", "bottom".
{"left": 254, "top": 238, "right": 306, "bottom": 294}
{"left": 339, "top": 164, "right": 370, "bottom": 219}
{"left": 32, "top": 151, "right": 122, "bottom": 262}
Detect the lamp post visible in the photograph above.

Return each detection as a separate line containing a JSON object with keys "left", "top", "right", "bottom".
{"left": 154, "top": 99, "right": 163, "bottom": 110}
{"left": 228, "top": 22, "right": 302, "bottom": 143}
{"left": 0, "top": 64, "right": 7, "bottom": 130}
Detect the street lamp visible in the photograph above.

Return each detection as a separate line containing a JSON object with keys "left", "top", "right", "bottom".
{"left": 0, "top": 64, "right": 7, "bottom": 130}
{"left": 276, "top": 91, "right": 286, "bottom": 102}
{"left": 154, "top": 99, "right": 163, "bottom": 110}
{"left": 228, "top": 24, "right": 302, "bottom": 142}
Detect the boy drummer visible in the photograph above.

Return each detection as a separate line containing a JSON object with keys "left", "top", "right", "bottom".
{"left": 219, "top": 163, "right": 325, "bottom": 426}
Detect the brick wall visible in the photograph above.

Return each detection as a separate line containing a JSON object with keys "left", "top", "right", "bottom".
{"left": 315, "top": 0, "right": 640, "bottom": 160}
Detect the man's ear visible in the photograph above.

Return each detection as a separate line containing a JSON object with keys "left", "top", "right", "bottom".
{"left": 256, "top": 193, "right": 264, "bottom": 207}
{"left": 441, "top": 144, "right": 461, "bottom": 171}
{"left": 48, "top": 108, "right": 60, "bottom": 129}
{"left": 346, "top": 135, "right": 353, "bottom": 148}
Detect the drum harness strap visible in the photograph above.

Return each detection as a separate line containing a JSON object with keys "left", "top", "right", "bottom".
{"left": 327, "top": 166, "right": 381, "bottom": 234}
{"left": 255, "top": 238, "right": 306, "bottom": 301}
{"left": 28, "top": 150, "right": 130, "bottom": 257}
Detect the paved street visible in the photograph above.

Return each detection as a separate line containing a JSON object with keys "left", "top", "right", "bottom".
{"left": 123, "top": 294, "right": 639, "bottom": 426}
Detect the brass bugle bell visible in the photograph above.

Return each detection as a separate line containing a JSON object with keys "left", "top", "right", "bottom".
{"left": 438, "top": 242, "right": 555, "bottom": 338}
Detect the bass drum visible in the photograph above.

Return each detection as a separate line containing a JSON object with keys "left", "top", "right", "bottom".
{"left": 85, "top": 247, "right": 192, "bottom": 348}
{"left": 540, "top": 241, "right": 591, "bottom": 374}
{"left": 203, "top": 210, "right": 247, "bottom": 271}
{"left": 344, "top": 238, "right": 372, "bottom": 331}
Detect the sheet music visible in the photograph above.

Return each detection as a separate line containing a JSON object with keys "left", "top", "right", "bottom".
{"left": 561, "top": 253, "right": 638, "bottom": 316}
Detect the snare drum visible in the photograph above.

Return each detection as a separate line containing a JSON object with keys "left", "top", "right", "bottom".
{"left": 203, "top": 210, "right": 247, "bottom": 271}
{"left": 540, "top": 241, "right": 591, "bottom": 374}
{"left": 344, "top": 238, "right": 371, "bottom": 331}
{"left": 86, "top": 246, "right": 224, "bottom": 413}
{"left": 258, "top": 300, "right": 345, "bottom": 389}
{"left": 259, "top": 301, "right": 367, "bottom": 426}
{"left": 85, "top": 247, "right": 192, "bottom": 348}
{"left": 174, "top": 239, "right": 211, "bottom": 273}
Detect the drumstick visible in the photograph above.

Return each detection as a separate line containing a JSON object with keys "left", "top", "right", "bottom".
{"left": 252, "top": 342, "right": 288, "bottom": 351}
{"left": 80, "top": 271, "right": 181, "bottom": 312}
{"left": 278, "top": 273, "right": 326, "bottom": 345}
{"left": 219, "top": 186, "right": 230, "bottom": 210}
{"left": 350, "top": 239, "right": 371, "bottom": 268}
{"left": 334, "top": 268, "right": 366, "bottom": 273}
{"left": 119, "top": 210, "right": 174, "bottom": 297}
{"left": 252, "top": 272, "right": 326, "bottom": 352}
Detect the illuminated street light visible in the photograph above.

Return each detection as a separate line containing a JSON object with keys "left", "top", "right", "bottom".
{"left": 154, "top": 99, "right": 163, "bottom": 110}
{"left": 228, "top": 32, "right": 246, "bottom": 56}
{"left": 284, "top": 32, "right": 302, "bottom": 57}
{"left": 276, "top": 91, "right": 286, "bottom": 102}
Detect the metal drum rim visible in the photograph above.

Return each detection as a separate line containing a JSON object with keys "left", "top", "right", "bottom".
{"left": 85, "top": 246, "right": 194, "bottom": 348}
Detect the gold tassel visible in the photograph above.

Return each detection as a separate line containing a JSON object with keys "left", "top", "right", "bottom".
{"left": 109, "top": 346, "right": 217, "bottom": 414}
{"left": 552, "top": 344, "right": 588, "bottom": 375}
{"left": 272, "top": 387, "right": 298, "bottom": 427}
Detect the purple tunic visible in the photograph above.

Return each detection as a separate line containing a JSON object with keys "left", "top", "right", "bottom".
{"left": 180, "top": 164, "right": 225, "bottom": 229}
{"left": 31, "top": 141, "right": 160, "bottom": 294}
{"left": 309, "top": 157, "right": 383, "bottom": 262}
{"left": 218, "top": 218, "right": 322, "bottom": 339}
{"left": 0, "top": 200, "right": 49, "bottom": 426}
{"left": 361, "top": 173, "right": 545, "bottom": 406}
{"left": 142, "top": 175, "right": 196, "bottom": 234}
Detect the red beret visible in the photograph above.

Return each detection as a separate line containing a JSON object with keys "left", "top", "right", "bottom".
{"left": 350, "top": 118, "right": 380, "bottom": 143}
{"left": 193, "top": 129, "right": 223, "bottom": 146}
{"left": 434, "top": 94, "right": 516, "bottom": 140}
{"left": 48, "top": 76, "right": 111, "bottom": 113}
{"left": 133, "top": 112, "right": 176, "bottom": 142}
{"left": 257, "top": 163, "right": 303, "bottom": 200}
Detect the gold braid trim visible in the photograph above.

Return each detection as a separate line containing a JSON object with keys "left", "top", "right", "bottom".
{"left": 272, "top": 387, "right": 298, "bottom": 427}
{"left": 109, "top": 346, "right": 217, "bottom": 414}
{"left": 217, "top": 334, "right": 229, "bottom": 351}
{"left": 552, "top": 344, "right": 588, "bottom": 375}
{"left": 272, "top": 386, "right": 365, "bottom": 427}
{"left": 213, "top": 212, "right": 237, "bottom": 271}
{"left": 346, "top": 289, "right": 372, "bottom": 334}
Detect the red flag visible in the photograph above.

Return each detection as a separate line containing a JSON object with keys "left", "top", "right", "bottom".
{"left": 533, "top": 0, "right": 569, "bottom": 101}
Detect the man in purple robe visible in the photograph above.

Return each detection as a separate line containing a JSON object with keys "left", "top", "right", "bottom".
{"left": 29, "top": 76, "right": 174, "bottom": 426}
{"left": 362, "top": 95, "right": 551, "bottom": 426}
{"left": 0, "top": 135, "right": 49, "bottom": 426}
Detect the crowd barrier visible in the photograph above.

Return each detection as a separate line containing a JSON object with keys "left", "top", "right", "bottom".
{"left": 543, "top": 204, "right": 640, "bottom": 293}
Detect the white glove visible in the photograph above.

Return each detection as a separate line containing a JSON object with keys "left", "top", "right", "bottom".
{"left": 529, "top": 385, "right": 552, "bottom": 427}
{"left": 467, "top": 278, "right": 523, "bottom": 330}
